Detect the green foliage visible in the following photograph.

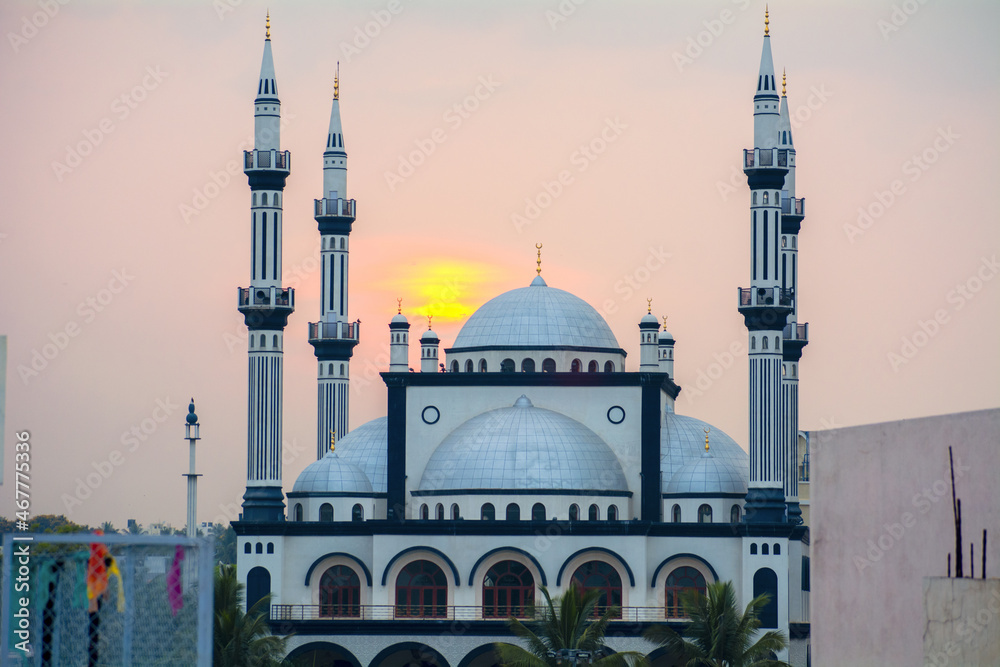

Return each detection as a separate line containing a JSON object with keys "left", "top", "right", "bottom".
{"left": 643, "top": 581, "right": 789, "bottom": 667}
{"left": 29, "top": 514, "right": 90, "bottom": 534}
{"left": 214, "top": 564, "right": 291, "bottom": 667}
{"left": 496, "top": 585, "right": 648, "bottom": 667}
{"left": 213, "top": 524, "right": 237, "bottom": 565}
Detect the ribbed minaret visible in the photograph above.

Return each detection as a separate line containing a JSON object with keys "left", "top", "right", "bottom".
{"left": 777, "top": 69, "right": 808, "bottom": 523}
{"left": 738, "top": 9, "right": 792, "bottom": 523}
{"left": 239, "top": 13, "right": 293, "bottom": 522}
{"left": 308, "top": 63, "right": 360, "bottom": 461}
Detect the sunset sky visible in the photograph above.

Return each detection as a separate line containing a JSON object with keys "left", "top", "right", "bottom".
{"left": 2, "top": 0, "right": 997, "bottom": 529}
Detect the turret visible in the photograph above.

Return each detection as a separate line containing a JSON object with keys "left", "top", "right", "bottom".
{"left": 238, "top": 13, "right": 293, "bottom": 522}
{"left": 309, "top": 64, "right": 360, "bottom": 459}
{"left": 389, "top": 301, "right": 410, "bottom": 373}
{"left": 658, "top": 316, "right": 675, "bottom": 377}
{"left": 639, "top": 299, "right": 659, "bottom": 370}
{"left": 753, "top": 7, "right": 780, "bottom": 151}
{"left": 420, "top": 318, "right": 440, "bottom": 373}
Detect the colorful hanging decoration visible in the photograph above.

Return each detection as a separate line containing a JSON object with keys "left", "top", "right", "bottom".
{"left": 87, "top": 531, "right": 125, "bottom": 612}
{"left": 167, "top": 545, "right": 185, "bottom": 615}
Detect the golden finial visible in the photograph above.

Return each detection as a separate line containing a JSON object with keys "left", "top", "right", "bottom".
{"left": 427, "top": 315, "right": 433, "bottom": 330}
{"left": 704, "top": 427, "right": 711, "bottom": 452}
{"left": 265, "top": 11, "right": 271, "bottom": 40}
{"left": 397, "top": 297, "right": 402, "bottom": 314}
{"left": 782, "top": 68, "right": 786, "bottom": 96}
{"left": 647, "top": 298, "right": 653, "bottom": 314}
{"left": 329, "top": 430, "right": 336, "bottom": 452}
{"left": 661, "top": 315, "right": 668, "bottom": 329}
{"left": 535, "top": 243, "right": 543, "bottom": 275}
{"left": 764, "top": 5, "right": 769, "bottom": 36}
{"left": 334, "top": 61, "right": 340, "bottom": 100}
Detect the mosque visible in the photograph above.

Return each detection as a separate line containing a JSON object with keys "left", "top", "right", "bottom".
{"left": 232, "top": 10, "right": 812, "bottom": 667}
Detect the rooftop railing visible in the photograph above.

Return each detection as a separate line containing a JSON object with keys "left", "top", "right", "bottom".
{"left": 244, "top": 149, "right": 290, "bottom": 171}
{"left": 238, "top": 286, "right": 294, "bottom": 308}
{"left": 314, "top": 198, "right": 356, "bottom": 217}
{"left": 783, "top": 322, "right": 809, "bottom": 341}
{"left": 738, "top": 286, "right": 793, "bottom": 308}
{"left": 271, "top": 604, "right": 675, "bottom": 623}
{"left": 743, "top": 148, "right": 790, "bottom": 169}
{"left": 780, "top": 197, "right": 805, "bottom": 216}
{"left": 308, "top": 320, "right": 360, "bottom": 341}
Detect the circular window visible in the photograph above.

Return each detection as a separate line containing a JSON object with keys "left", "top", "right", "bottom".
{"left": 607, "top": 406, "right": 625, "bottom": 424}
{"left": 421, "top": 406, "right": 440, "bottom": 425}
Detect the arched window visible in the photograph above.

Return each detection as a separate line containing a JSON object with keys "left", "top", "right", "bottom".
{"left": 481, "top": 503, "right": 495, "bottom": 521}
{"left": 752, "top": 192, "right": 758, "bottom": 205}
{"left": 451, "top": 360, "right": 459, "bottom": 373}
{"left": 571, "top": 561, "right": 622, "bottom": 617}
{"left": 339, "top": 237, "right": 344, "bottom": 249}
{"left": 731, "top": 505, "right": 741, "bottom": 523}
{"left": 320, "top": 565, "right": 360, "bottom": 617}
{"left": 244, "top": 542, "right": 251, "bottom": 554}
{"left": 273, "top": 335, "right": 278, "bottom": 347}
{"left": 479, "top": 359, "right": 487, "bottom": 372}
{"left": 352, "top": 504, "right": 363, "bottom": 522}
{"left": 465, "top": 360, "right": 474, "bottom": 373}
{"left": 763, "top": 191, "right": 769, "bottom": 205}
{"left": 501, "top": 358, "right": 515, "bottom": 373}
{"left": 267, "top": 542, "right": 274, "bottom": 554}
{"left": 436, "top": 504, "right": 445, "bottom": 521}
{"left": 255, "top": 542, "right": 263, "bottom": 554}
{"left": 246, "top": 567, "right": 271, "bottom": 619}
{"left": 763, "top": 337, "right": 769, "bottom": 350}
{"left": 506, "top": 503, "right": 520, "bottom": 521}
{"left": 521, "top": 358, "right": 535, "bottom": 373}
{"left": 607, "top": 505, "right": 618, "bottom": 521}
{"left": 698, "top": 504, "right": 713, "bottom": 523}
{"left": 762, "top": 543, "right": 770, "bottom": 555}
{"left": 569, "top": 504, "right": 580, "bottom": 521}
{"left": 396, "top": 560, "right": 447, "bottom": 618}
{"left": 542, "top": 358, "right": 556, "bottom": 373}
{"left": 604, "top": 361, "right": 615, "bottom": 373}
{"left": 253, "top": 193, "right": 258, "bottom": 206}
{"left": 671, "top": 504, "right": 681, "bottom": 523}
{"left": 319, "top": 504, "right": 333, "bottom": 522}
{"left": 588, "top": 360, "right": 598, "bottom": 373}
{"left": 420, "top": 504, "right": 429, "bottom": 520}
{"left": 275, "top": 193, "right": 281, "bottom": 207}
{"left": 570, "top": 359, "right": 582, "bottom": 373}
{"left": 451, "top": 503, "right": 460, "bottom": 520}
{"left": 531, "top": 503, "right": 546, "bottom": 521}
{"left": 753, "top": 568, "right": 779, "bottom": 628}
{"left": 774, "top": 335, "right": 779, "bottom": 348}
{"left": 293, "top": 503, "right": 303, "bottom": 522}
{"left": 665, "top": 566, "right": 707, "bottom": 619}
{"left": 262, "top": 193, "right": 268, "bottom": 206}
{"left": 328, "top": 363, "right": 333, "bottom": 374}
{"left": 340, "top": 364, "right": 345, "bottom": 376}
{"left": 751, "top": 337, "right": 756, "bottom": 350}
{"left": 259, "top": 334, "right": 265, "bottom": 347}
{"left": 483, "top": 561, "right": 535, "bottom": 619}
{"left": 751, "top": 543, "right": 758, "bottom": 555}
{"left": 773, "top": 543, "right": 781, "bottom": 555}
{"left": 588, "top": 504, "right": 599, "bottom": 521}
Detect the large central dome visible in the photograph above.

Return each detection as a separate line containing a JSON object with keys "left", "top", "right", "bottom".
{"left": 448, "top": 276, "right": 623, "bottom": 352}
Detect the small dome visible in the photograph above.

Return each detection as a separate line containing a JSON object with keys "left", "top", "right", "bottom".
{"left": 419, "top": 396, "right": 628, "bottom": 492}
{"left": 665, "top": 452, "right": 748, "bottom": 495}
{"left": 293, "top": 451, "right": 374, "bottom": 495}
{"left": 390, "top": 313, "right": 409, "bottom": 326}
{"left": 640, "top": 312, "right": 659, "bottom": 327}
{"left": 661, "top": 413, "right": 747, "bottom": 489}
{"left": 449, "top": 277, "right": 623, "bottom": 352}
{"left": 335, "top": 417, "right": 388, "bottom": 493}
{"left": 421, "top": 329, "right": 439, "bottom": 343}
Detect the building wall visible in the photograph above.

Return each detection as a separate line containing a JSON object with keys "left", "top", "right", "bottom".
{"left": 811, "top": 409, "right": 1000, "bottom": 667}
{"left": 923, "top": 577, "right": 1000, "bottom": 666}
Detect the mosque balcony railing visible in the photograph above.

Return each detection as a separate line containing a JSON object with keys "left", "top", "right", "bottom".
{"left": 244, "top": 149, "right": 291, "bottom": 172}
{"left": 308, "top": 320, "right": 360, "bottom": 342}
{"left": 238, "top": 286, "right": 294, "bottom": 308}
{"left": 270, "top": 604, "right": 672, "bottom": 623}
{"left": 743, "top": 148, "right": 790, "bottom": 169}
{"left": 780, "top": 196, "right": 805, "bottom": 216}
{"left": 738, "top": 286, "right": 794, "bottom": 308}
{"left": 314, "top": 197, "right": 356, "bottom": 218}
{"left": 783, "top": 322, "right": 808, "bottom": 342}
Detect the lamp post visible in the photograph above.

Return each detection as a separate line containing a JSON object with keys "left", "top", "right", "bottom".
{"left": 184, "top": 399, "right": 201, "bottom": 539}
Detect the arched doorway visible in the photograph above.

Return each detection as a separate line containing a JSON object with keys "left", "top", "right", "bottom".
{"left": 664, "top": 566, "right": 706, "bottom": 619}
{"left": 571, "top": 561, "right": 622, "bottom": 617}
{"left": 246, "top": 566, "right": 271, "bottom": 619}
{"left": 395, "top": 560, "right": 447, "bottom": 618}
{"left": 319, "top": 565, "right": 361, "bottom": 617}
{"left": 288, "top": 642, "right": 362, "bottom": 667}
{"left": 370, "top": 643, "right": 451, "bottom": 667}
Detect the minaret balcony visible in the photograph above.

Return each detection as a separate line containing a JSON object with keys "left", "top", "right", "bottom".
{"left": 743, "top": 148, "right": 792, "bottom": 169}
{"left": 783, "top": 322, "right": 808, "bottom": 342}
{"left": 739, "top": 286, "right": 793, "bottom": 308}
{"left": 244, "top": 149, "right": 291, "bottom": 172}
{"left": 780, "top": 196, "right": 805, "bottom": 216}
{"left": 314, "top": 198, "right": 356, "bottom": 219}
{"left": 308, "top": 320, "right": 360, "bottom": 342}
{"left": 237, "top": 286, "right": 295, "bottom": 329}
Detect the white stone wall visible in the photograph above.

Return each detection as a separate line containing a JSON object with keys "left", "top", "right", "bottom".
{"left": 923, "top": 577, "right": 1000, "bottom": 666}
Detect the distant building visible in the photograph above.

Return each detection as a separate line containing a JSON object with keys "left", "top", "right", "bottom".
{"left": 233, "top": 11, "right": 813, "bottom": 667}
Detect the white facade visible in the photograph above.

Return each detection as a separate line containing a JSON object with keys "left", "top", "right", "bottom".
{"left": 234, "top": 13, "right": 812, "bottom": 667}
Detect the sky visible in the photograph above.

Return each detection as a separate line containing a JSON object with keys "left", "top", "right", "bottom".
{"left": 1, "top": 0, "right": 997, "bottom": 530}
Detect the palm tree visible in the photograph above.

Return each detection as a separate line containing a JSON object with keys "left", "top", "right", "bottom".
{"left": 100, "top": 521, "right": 117, "bottom": 534}
{"left": 214, "top": 564, "right": 290, "bottom": 667}
{"left": 496, "top": 585, "right": 648, "bottom": 667}
{"left": 643, "top": 581, "right": 789, "bottom": 667}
